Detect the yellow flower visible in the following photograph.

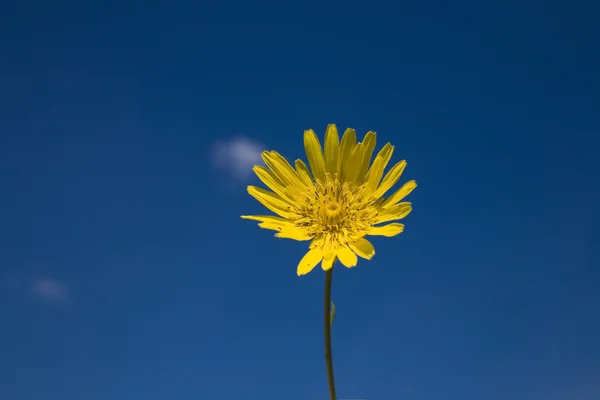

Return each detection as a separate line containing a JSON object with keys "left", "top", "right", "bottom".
{"left": 242, "top": 124, "right": 417, "bottom": 276}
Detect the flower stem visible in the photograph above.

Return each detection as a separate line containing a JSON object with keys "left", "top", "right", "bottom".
{"left": 324, "top": 268, "right": 337, "bottom": 400}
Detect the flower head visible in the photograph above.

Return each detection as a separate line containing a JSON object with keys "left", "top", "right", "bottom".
{"left": 242, "top": 124, "right": 417, "bottom": 276}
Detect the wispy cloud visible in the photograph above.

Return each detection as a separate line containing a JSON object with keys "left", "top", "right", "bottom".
{"left": 32, "top": 278, "right": 68, "bottom": 301}
{"left": 211, "top": 136, "right": 264, "bottom": 179}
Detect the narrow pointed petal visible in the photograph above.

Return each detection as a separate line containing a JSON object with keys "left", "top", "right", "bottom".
{"left": 372, "top": 160, "right": 407, "bottom": 199}
{"left": 357, "top": 131, "right": 376, "bottom": 183}
{"left": 344, "top": 143, "right": 364, "bottom": 183}
{"left": 337, "top": 128, "right": 357, "bottom": 177}
{"left": 257, "top": 222, "right": 293, "bottom": 232}
{"left": 247, "top": 186, "right": 293, "bottom": 218}
{"left": 294, "top": 159, "right": 314, "bottom": 186}
{"left": 324, "top": 124, "right": 340, "bottom": 174}
{"left": 274, "top": 228, "right": 312, "bottom": 241}
{"left": 349, "top": 238, "right": 375, "bottom": 260}
{"left": 297, "top": 248, "right": 323, "bottom": 276}
{"left": 262, "top": 151, "right": 306, "bottom": 189}
{"left": 368, "top": 223, "right": 405, "bottom": 237}
{"left": 241, "top": 215, "right": 293, "bottom": 226}
{"left": 381, "top": 180, "right": 417, "bottom": 208}
{"left": 375, "top": 202, "right": 412, "bottom": 224}
{"left": 252, "top": 166, "right": 295, "bottom": 203}
{"left": 241, "top": 216, "right": 309, "bottom": 240}
{"left": 304, "top": 129, "right": 327, "bottom": 182}
{"left": 366, "top": 144, "right": 394, "bottom": 193}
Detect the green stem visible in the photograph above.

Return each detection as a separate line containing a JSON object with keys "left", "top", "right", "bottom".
{"left": 324, "top": 267, "right": 337, "bottom": 400}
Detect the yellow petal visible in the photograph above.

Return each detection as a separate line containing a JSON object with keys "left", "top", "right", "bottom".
{"left": 274, "top": 228, "right": 312, "bottom": 241}
{"left": 324, "top": 124, "right": 339, "bottom": 174}
{"left": 294, "top": 159, "right": 314, "bottom": 186}
{"left": 304, "top": 129, "right": 327, "bottom": 182}
{"left": 368, "top": 223, "right": 404, "bottom": 237}
{"left": 381, "top": 180, "right": 417, "bottom": 208}
{"left": 366, "top": 144, "right": 394, "bottom": 193}
{"left": 357, "top": 131, "right": 376, "bottom": 183}
{"left": 247, "top": 186, "right": 293, "bottom": 218}
{"left": 241, "top": 215, "right": 293, "bottom": 226}
{"left": 343, "top": 143, "right": 364, "bottom": 183}
{"left": 336, "top": 245, "right": 358, "bottom": 268}
{"left": 372, "top": 160, "right": 406, "bottom": 199}
{"left": 241, "top": 216, "right": 309, "bottom": 241}
{"left": 258, "top": 222, "right": 291, "bottom": 231}
{"left": 262, "top": 151, "right": 305, "bottom": 189}
{"left": 375, "top": 202, "right": 412, "bottom": 224}
{"left": 337, "top": 128, "right": 356, "bottom": 178}
{"left": 284, "top": 185, "right": 306, "bottom": 202}
{"left": 252, "top": 166, "right": 295, "bottom": 203}
{"left": 242, "top": 215, "right": 312, "bottom": 241}
{"left": 348, "top": 238, "right": 375, "bottom": 260}
{"left": 297, "top": 248, "right": 323, "bottom": 276}
{"left": 321, "top": 255, "right": 336, "bottom": 271}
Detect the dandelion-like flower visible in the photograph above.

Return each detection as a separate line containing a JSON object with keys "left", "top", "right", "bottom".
{"left": 242, "top": 124, "right": 417, "bottom": 276}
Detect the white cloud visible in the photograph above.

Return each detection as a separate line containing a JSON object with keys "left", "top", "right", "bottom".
{"left": 32, "top": 278, "right": 68, "bottom": 301}
{"left": 211, "top": 137, "right": 264, "bottom": 179}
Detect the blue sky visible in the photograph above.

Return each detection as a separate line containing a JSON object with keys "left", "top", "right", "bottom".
{"left": 1, "top": 0, "right": 599, "bottom": 399}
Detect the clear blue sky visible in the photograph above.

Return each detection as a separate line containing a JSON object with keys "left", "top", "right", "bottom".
{"left": 1, "top": 1, "right": 599, "bottom": 399}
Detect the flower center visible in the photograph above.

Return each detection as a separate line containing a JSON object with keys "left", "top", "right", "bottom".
{"left": 325, "top": 201, "right": 342, "bottom": 217}
{"left": 290, "top": 174, "right": 378, "bottom": 251}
